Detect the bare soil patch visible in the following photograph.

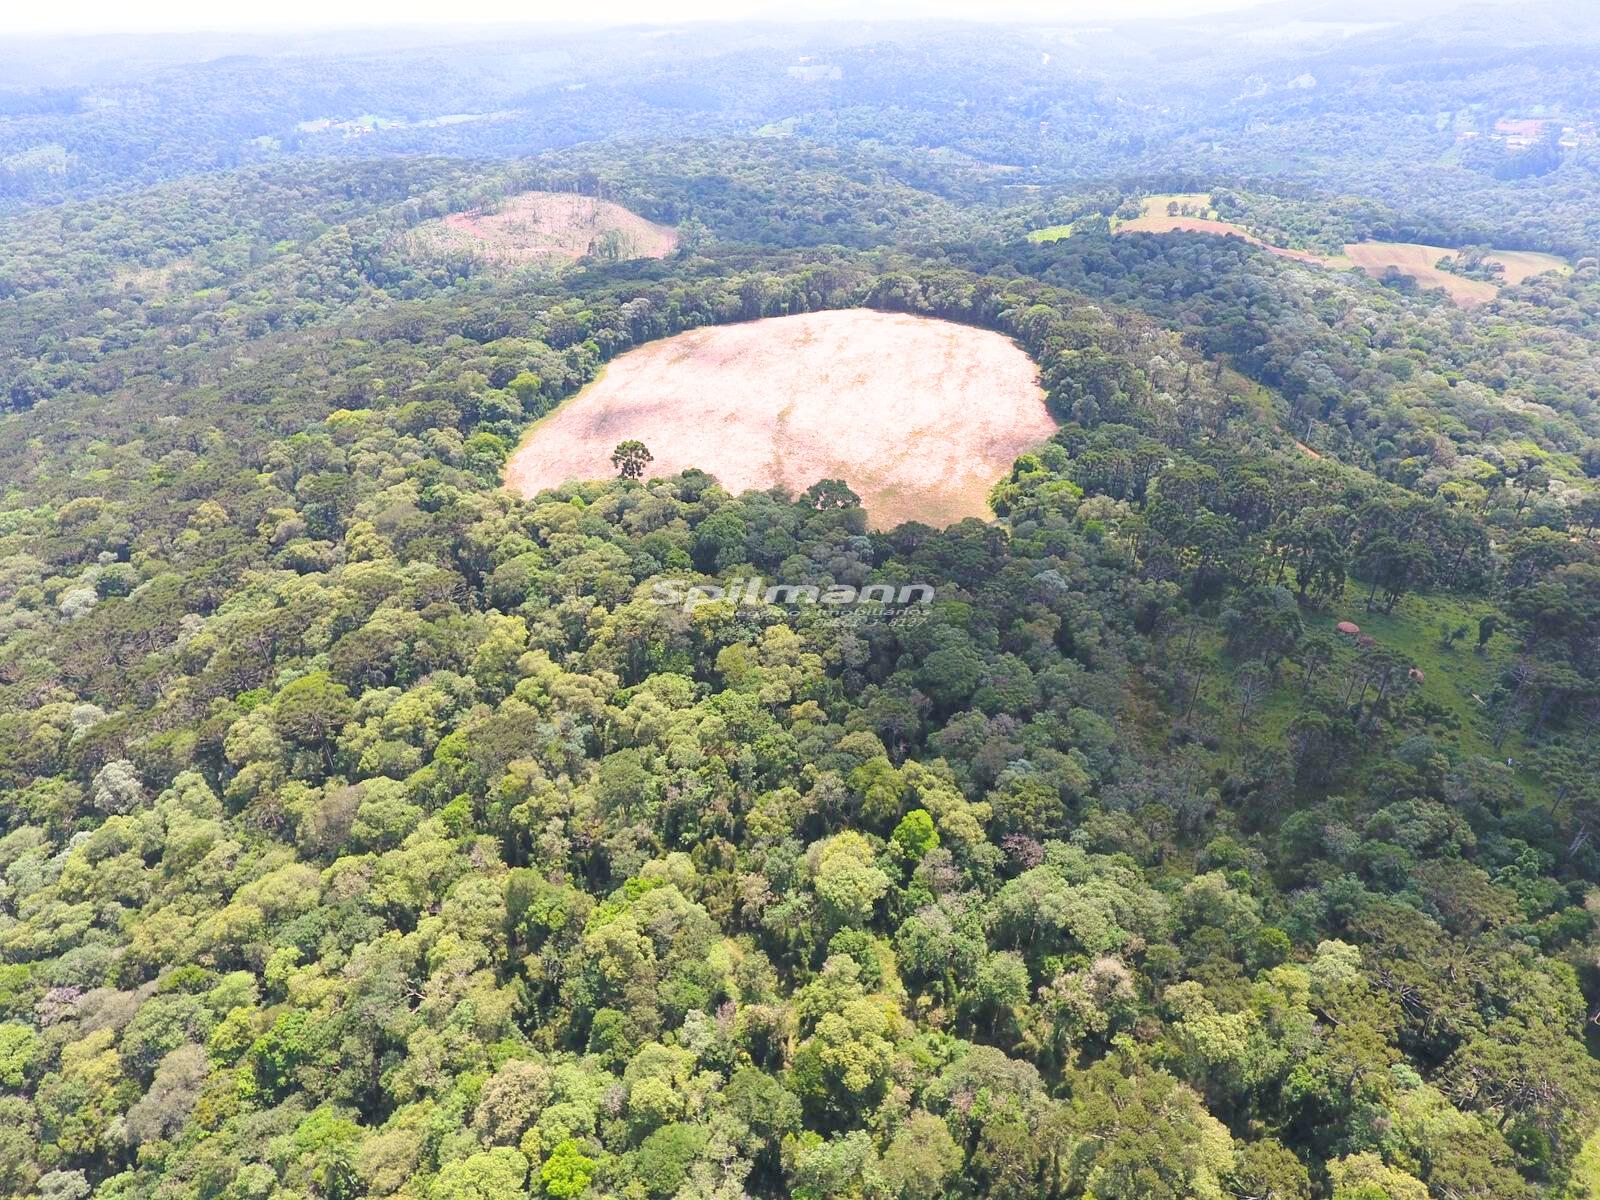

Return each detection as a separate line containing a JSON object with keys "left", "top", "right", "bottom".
{"left": 1078, "top": 194, "right": 1569, "bottom": 308}
{"left": 1341, "top": 243, "right": 1567, "bottom": 304}
{"left": 1118, "top": 213, "right": 1336, "bottom": 265}
{"left": 1341, "top": 242, "right": 1501, "bottom": 307}
{"left": 503, "top": 310, "right": 1054, "bottom": 530}
{"left": 408, "top": 191, "right": 676, "bottom": 267}
{"left": 1486, "top": 249, "right": 1570, "bottom": 286}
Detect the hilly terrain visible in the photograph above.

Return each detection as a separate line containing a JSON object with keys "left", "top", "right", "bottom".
{"left": 503, "top": 310, "right": 1054, "bottom": 529}
{"left": 1, "top": 7, "right": 1600, "bottom": 1200}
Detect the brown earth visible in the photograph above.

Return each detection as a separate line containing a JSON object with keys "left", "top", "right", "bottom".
{"left": 407, "top": 191, "right": 676, "bottom": 267}
{"left": 1341, "top": 242, "right": 1501, "bottom": 306}
{"left": 1117, "top": 213, "right": 1335, "bottom": 265}
{"left": 1486, "top": 249, "right": 1571, "bottom": 286}
{"left": 503, "top": 310, "right": 1055, "bottom": 530}
{"left": 1118, "top": 219, "right": 1566, "bottom": 309}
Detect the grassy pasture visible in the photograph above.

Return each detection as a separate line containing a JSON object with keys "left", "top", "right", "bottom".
{"left": 1026, "top": 193, "right": 1220, "bottom": 243}
{"left": 1025, "top": 223, "right": 1075, "bottom": 243}
{"left": 1028, "top": 193, "right": 1353, "bottom": 266}
{"left": 1115, "top": 191, "right": 1219, "bottom": 230}
{"left": 1342, "top": 243, "right": 1569, "bottom": 305}
{"left": 1199, "top": 584, "right": 1539, "bottom": 798}
{"left": 1342, "top": 242, "right": 1502, "bottom": 306}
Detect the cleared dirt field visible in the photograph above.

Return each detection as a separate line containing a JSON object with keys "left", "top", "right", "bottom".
{"left": 1075, "top": 202, "right": 1567, "bottom": 308}
{"left": 1121, "top": 214, "right": 1339, "bottom": 265}
{"left": 1342, "top": 243, "right": 1568, "bottom": 304}
{"left": 1487, "top": 249, "right": 1570, "bottom": 286}
{"left": 1057, "top": 193, "right": 1572, "bottom": 307}
{"left": 1342, "top": 242, "right": 1501, "bottom": 306}
{"left": 1106, "top": 195, "right": 1349, "bottom": 267}
{"left": 407, "top": 191, "right": 676, "bottom": 267}
{"left": 503, "top": 310, "right": 1054, "bottom": 530}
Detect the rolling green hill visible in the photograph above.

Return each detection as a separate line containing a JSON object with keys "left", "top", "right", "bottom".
{"left": 2, "top": 12, "right": 1600, "bottom": 1200}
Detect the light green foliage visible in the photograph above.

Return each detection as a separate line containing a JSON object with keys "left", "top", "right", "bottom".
{"left": 0, "top": 1022, "right": 40, "bottom": 1088}
{"left": 538, "top": 1139, "right": 595, "bottom": 1198}
{"left": 890, "top": 808, "right": 938, "bottom": 861}
{"left": 0, "top": 77, "right": 1598, "bottom": 1200}
{"left": 808, "top": 831, "right": 892, "bottom": 927}
{"left": 1328, "top": 1152, "right": 1429, "bottom": 1200}
{"left": 430, "top": 1148, "right": 530, "bottom": 1200}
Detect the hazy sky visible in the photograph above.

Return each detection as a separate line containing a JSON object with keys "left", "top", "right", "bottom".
{"left": 2, "top": 0, "right": 1270, "bottom": 36}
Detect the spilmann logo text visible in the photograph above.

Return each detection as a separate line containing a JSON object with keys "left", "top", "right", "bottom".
{"left": 650, "top": 576, "right": 936, "bottom": 612}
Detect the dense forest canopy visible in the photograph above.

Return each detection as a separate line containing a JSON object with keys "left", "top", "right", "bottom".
{"left": 2, "top": 4, "right": 1600, "bottom": 1200}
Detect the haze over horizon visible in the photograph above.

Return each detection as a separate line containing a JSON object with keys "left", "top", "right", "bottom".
{"left": 3, "top": 0, "right": 1600, "bottom": 1196}
{"left": 0, "top": 0, "right": 1509, "bottom": 37}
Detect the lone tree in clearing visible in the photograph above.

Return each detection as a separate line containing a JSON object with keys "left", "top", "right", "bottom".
{"left": 804, "top": 479, "right": 861, "bottom": 511}
{"left": 611, "top": 440, "right": 653, "bottom": 480}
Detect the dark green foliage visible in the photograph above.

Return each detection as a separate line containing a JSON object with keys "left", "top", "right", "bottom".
{"left": 2, "top": 17, "right": 1600, "bottom": 1200}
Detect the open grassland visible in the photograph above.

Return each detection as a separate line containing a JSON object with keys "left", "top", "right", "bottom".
{"left": 1025, "top": 223, "right": 1075, "bottom": 243}
{"left": 1120, "top": 192, "right": 1219, "bottom": 224}
{"left": 503, "top": 310, "right": 1054, "bottom": 530}
{"left": 1128, "top": 214, "right": 1342, "bottom": 266}
{"left": 1243, "top": 588, "right": 1527, "bottom": 757}
{"left": 1324, "top": 589, "right": 1520, "bottom": 761}
{"left": 406, "top": 191, "right": 676, "bottom": 268}
{"left": 1032, "top": 193, "right": 1353, "bottom": 266}
{"left": 1029, "top": 193, "right": 1221, "bottom": 244}
{"left": 1342, "top": 242, "right": 1502, "bottom": 306}
{"left": 1201, "top": 585, "right": 1542, "bottom": 798}
{"left": 1340, "top": 242, "right": 1567, "bottom": 304}
{"left": 1117, "top": 193, "right": 1347, "bottom": 265}
{"left": 1486, "top": 248, "right": 1572, "bottom": 285}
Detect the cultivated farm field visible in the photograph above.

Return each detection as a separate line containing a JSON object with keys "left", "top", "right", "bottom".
{"left": 1114, "top": 191, "right": 1220, "bottom": 230}
{"left": 503, "top": 310, "right": 1055, "bottom": 529}
{"left": 1487, "top": 248, "right": 1573, "bottom": 285}
{"left": 1032, "top": 193, "right": 1570, "bottom": 307}
{"left": 1342, "top": 241, "right": 1503, "bottom": 305}
{"left": 1032, "top": 193, "right": 1351, "bottom": 266}
{"left": 406, "top": 190, "right": 677, "bottom": 267}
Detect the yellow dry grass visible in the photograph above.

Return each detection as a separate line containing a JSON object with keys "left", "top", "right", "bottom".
{"left": 1341, "top": 242, "right": 1501, "bottom": 306}
{"left": 1486, "top": 249, "right": 1570, "bottom": 285}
